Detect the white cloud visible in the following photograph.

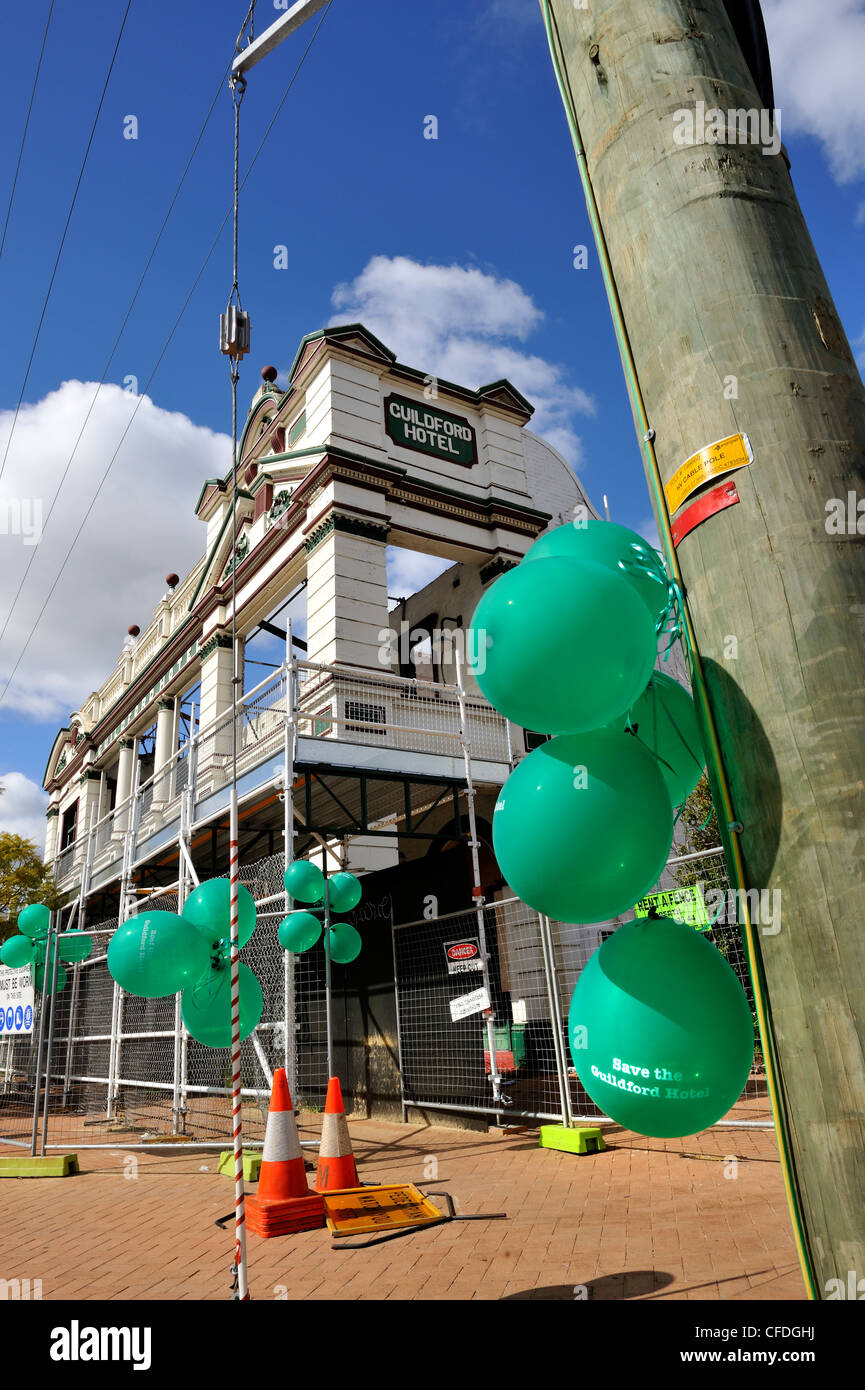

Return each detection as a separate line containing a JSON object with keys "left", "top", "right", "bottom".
{"left": 331, "top": 255, "right": 595, "bottom": 468}
{"left": 0, "top": 382, "right": 226, "bottom": 721}
{"left": 762, "top": 0, "right": 865, "bottom": 182}
{"left": 386, "top": 547, "right": 454, "bottom": 606}
{"left": 0, "top": 771, "right": 48, "bottom": 849}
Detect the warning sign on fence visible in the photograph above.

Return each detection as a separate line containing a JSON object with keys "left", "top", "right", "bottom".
{"left": 449, "top": 985, "right": 490, "bottom": 1022}
{"left": 0, "top": 965, "right": 34, "bottom": 1035}
{"left": 443, "top": 937, "right": 482, "bottom": 974}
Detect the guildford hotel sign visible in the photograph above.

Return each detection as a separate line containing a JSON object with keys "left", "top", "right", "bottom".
{"left": 385, "top": 393, "right": 477, "bottom": 467}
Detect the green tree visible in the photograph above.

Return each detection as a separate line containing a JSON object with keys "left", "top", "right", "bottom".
{"left": 675, "top": 771, "right": 720, "bottom": 856}
{"left": 0, "top": 833, "right": 61, "bottom": 941}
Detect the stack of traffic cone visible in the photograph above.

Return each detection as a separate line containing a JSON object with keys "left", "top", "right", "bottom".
{"left": 245, "top": 1068, "right": 325, "bottom": 1237}
{"left": 315, "top": 1077, "right": 360, "bottom": 1192}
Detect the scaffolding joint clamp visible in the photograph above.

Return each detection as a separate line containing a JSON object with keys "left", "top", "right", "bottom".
{"left": 728, "top": 820, "right": 744, "bottom": 834}
{"left": 643, "top": 428, "right": 656, "bottom": 444}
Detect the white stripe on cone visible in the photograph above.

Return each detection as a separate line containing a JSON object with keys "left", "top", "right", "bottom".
{"left": 261, "top": 1110, "right": 303, "bottom": 1165}
{"left": 319, "top": 1110, "right": 353, "bottom": 1158}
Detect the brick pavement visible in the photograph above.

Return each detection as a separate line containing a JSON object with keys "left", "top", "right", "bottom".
{"left": 0, "top": 1118, "right": 805, "bottom": 1301}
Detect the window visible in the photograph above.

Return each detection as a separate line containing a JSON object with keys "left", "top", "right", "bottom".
{"left": 345, "top": 701, "right": 387, "bottom": 735}
{"left": 60, "top": 800, "right": 78, "bottom": 850}
{"left": 523, "top": 729, "right": 551, "bottom": 752}
{"left": 288, "top": 410, "right": 307, "bottom": 448}
{"left": 313, "top": 705, "right": 333, "bottom": 737}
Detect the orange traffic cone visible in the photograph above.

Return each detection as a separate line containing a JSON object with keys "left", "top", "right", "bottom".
{"left": 315, "top": 1076, "right": 359, "bottom": 1192}
{"left": 245, "top": 1068, "right": 325, "bottom": 1237}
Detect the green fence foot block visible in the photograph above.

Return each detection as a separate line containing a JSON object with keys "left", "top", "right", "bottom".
{"left": 0, "top": 1153, "right": 79, "bottom": 1178}
{"left": 539, "top": 1126, "right": 606, "bottom": 1156}
{"left": 218, "top": 1150, "right": 261, "bottom": 1182}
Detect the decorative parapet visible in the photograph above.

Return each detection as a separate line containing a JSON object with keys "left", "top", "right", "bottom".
{"left": 95, "top": 638, "right": 199, "bottom": 758}
{"left": 304, "top": 512, "right": 390, "bottom": 555}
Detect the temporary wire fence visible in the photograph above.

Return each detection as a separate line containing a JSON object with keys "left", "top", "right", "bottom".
{"left": 0, "top": 847, "right": 771, "bottom": 1150}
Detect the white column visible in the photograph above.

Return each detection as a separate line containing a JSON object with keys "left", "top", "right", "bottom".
{"left": 305, "top": 518, "right": 390, "bottom": 670}
{"left": 113, "top": 739, "right": 135, "bottom": 837}
{"left": 153, "top": 699, "right": 175, "bottom": 803}
{"left": 198, "top": 634, "right": 236, "bottom": 765}
{"left": 44, "top": 807, "right": 60, "bottom": 865}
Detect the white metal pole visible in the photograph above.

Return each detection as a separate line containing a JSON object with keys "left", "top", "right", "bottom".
{"left": 283, "top": 620, "right": 298, "bottom": 1093}
{"left": 455, "top": 651, "right": 503, "bottom": 1108}
{"left": 231, "top": 0, "right": 331, "bottom": 76}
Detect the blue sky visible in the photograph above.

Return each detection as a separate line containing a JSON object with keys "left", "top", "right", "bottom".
{"left": 1, "top": 0, "right": 864, "bottom": 842}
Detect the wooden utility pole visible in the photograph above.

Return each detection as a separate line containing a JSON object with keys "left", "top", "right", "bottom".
{"left": 541, "top": 0, "right": 865, "bottom": 1295}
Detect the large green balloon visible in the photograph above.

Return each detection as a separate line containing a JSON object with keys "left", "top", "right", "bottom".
{"left": 493, "top": 730, "right": 673, "bottom": 923}
{"left": 610, "top": 671, "right": 704, "bottom": 808}
{"left": 468, "top": 557, "right": 657, "bottom": 734}
{"left": 277, "top": 911, "right": 322, "bottom": 953}
{"left": 181, "top": 879, "right": 256, "bottom": 949}
{"left": 568, "top": 916, "right": 754, "bottom": 1137}
{"left": 327, "top": 871, "right": 362, "bottom": 914}
{"left": 58, "top": 931, "right": 93, "bottom": 964}
{"left": 284, "top": 859, "right": 326, "bottom": 905}
{"left": 181, "top": 962, "right": 263, "bottom": 1048}
{"left": 525, "top": 520, "right": 670, "bottom": 627}
{"left": 326, "top": 923, "right": 362, "bottom": 964}
{"left": 34, "top": 962, "right": 67, "bottom": 994}
{"left": 0, "top": 935, "right": 33, "bottom": 969}
{"left": 107, "top": 911, "right": 210, "bottom": 998}
{"left": 17, "top": 903, "right": 50, "bottom": 939}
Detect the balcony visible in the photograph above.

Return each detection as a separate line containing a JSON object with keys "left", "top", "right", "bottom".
{"left": 53, "top": 659, "right": 511, "bottom": 894}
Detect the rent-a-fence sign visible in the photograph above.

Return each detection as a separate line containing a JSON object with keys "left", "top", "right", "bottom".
{"left": 634, "top": 884, "right": 710, "bottom": 930}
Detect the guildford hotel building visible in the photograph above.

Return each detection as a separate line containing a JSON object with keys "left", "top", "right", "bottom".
{"left": 36, "top": 322, "right": 661, "bottom": 1132}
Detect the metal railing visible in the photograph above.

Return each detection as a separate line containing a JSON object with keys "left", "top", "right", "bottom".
{"left": 53, "top": 657, "right": 511, "bottom": 891}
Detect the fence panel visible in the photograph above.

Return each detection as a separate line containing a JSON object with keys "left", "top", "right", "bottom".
{"left": 393, "top": 899, "right": 568, "bottom": 1123}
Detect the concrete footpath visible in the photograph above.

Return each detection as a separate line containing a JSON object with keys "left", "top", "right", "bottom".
{"left": 0, "top": 1118, "right": 805, "bottom": 1301}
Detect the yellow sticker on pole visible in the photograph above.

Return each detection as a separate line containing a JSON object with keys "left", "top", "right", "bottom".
{"left": 665, "top": 432, "right": 753, "bottom": 514}
{"left": 323, "top": 1184, "right": 443, "bottom": 1236}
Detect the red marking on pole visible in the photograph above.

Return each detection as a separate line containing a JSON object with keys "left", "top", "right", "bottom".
{"left": 671, "top": 480, "right": 740, "bottom": 546}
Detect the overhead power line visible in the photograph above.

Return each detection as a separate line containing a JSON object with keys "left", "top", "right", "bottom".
{"left": 0, "top": 0, "right": 56, "bottom": 260}
{"left": 0, "top": 0, "right": 134, "bottom": 490}
{"left": 0, "top": 1, "right": 333, "bottom": 712}
{"left": 0, "top": 51, "right": 237, "bottom": 649}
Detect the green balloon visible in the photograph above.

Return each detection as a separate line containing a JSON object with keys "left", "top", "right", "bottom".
{"left": 525, "top": 520, "right": 670, "bottom": 627}
{"left": 569, "top": 916, "right": 754, "bottom": 1137}
{"left": 0, "top": 935, "right": 33, "bottom": 969}
{"left": 493, "top": 730, "right": 673, "bottom": 923}
{"left": 17, "top": 903, "right": 50, "bottom": 939}
{"left": 107, "top": 911, "right": 210, "bottom": 998}
{"left": 181, "top": 878, "right": 256, "bottom": 949}
{"left": 181, "top": 962, "right": 263, "bottom": 1048}
{"left": 327, "top": 872, "right": 362, "bottom": 914}
{"left": 34, "top": 962, "right": 67, "bottom": 994}
{"left": 468, "top": 557, "right": 657, "bottom": 734}
{"left": 610, "top": 671, "right": 704, "bottom": 809}
{"left": 327, "top": 923, "right": 362, "bottom": 964}
{"left": 284, "top": 859, "right": 326, "bottom": 905}
{"left": 277, "top": 911, "right": 322, "bottom": 953}
{"left": 58, "top": 931, "right": 93, "bottom": 964}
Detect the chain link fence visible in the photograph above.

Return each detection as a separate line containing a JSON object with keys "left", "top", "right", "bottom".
{"left": 1, "top": 846, "right": 771, "bottom": 1151}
